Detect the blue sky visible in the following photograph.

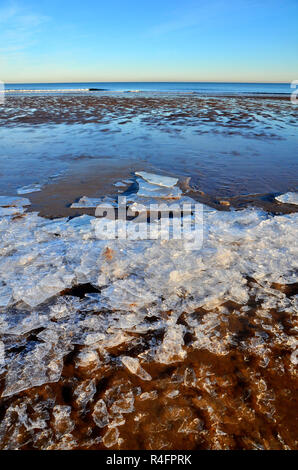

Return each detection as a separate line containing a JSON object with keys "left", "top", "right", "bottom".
{"left": 0, "top": 0, "right": 297, "bottom": 83}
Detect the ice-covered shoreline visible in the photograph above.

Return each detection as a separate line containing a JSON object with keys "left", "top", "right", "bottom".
{"left": 0, "top": 176, "right": 297, "bottom": 449}
{"left": 1, "top": 186, "right": 297, "bottom": 376}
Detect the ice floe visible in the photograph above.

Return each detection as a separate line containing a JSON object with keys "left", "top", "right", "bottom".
{"left": 0, "top": 196, "right": 30, "bottom": 207}
{"left": 275, "top": 192, "right": 298, "bottom": 205}
{"left": 0, "top": 189, "right": 297, "bottom": 399}
{"left": 121, "top": 356, "right": 152, "bottom": 381}
{"left": 136, "top": 178, "right": 182, "bottom": 199}
{"left": 2, "top": 341, "right": 67, "bottom": 397}
{"left": 0, "top": 196, "right": 30, "bottom": 217}
{"left": 74, "top": 379, "right": 97, "bottom": 410}
{"left": 135, "top": 171, "right": 179, "bottom": 188}
{"left": 71, "top": 196, "right": 117, "bottom": 208}
{"left": 0, "top": 206, "right": 25, "bottom": 217}
{"left": 17, "top": 184, "right": 43, "bottom": 195}
{"left": 113, "top": 181, "right": 129, "bottom": 188}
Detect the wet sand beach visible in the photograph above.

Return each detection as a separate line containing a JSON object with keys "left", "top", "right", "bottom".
{"left": 0, "top": 94, "right": 297, "bottom": 217}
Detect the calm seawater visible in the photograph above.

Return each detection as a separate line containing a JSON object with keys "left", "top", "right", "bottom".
{"left": 4, "top": 81, "right": 292, "bottom": 95}
{"left": 1, "top": 83, "right": 297, "bottom": 212}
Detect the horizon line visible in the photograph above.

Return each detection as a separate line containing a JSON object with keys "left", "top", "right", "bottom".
{"left": 4, "top": 80, "right": 292, "bottom": 85}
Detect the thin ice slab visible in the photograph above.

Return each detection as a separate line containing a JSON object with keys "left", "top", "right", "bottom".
{"left": 2, "top": 342, "right": 67, "bottom": 397}
{"left": 135, "top": 171, "right": 178, "bottom": 188}
{"left": 136, "top": 179, "right": 182, "bottom": 199}
{"left": 275, "top": 192, "right": 298, "bottom": 205}
{"left": 71, "top": 196, "right": 117, "bottom": 209}
{"left": 121, "top": 356, "right": 152, "bottom": 381}
{"left": 0, "top": 196, "right": 30, "bottom": 207}
{"left": 17, "top": 184, "right": 42, "bottom": 195}
{"left": 113, "top": 181, "right": 129, "bottom": 188}
{"left": 0, "top": 206, "right": 25, "bottom": 217}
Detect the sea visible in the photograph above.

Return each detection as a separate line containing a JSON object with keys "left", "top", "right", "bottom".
{"left": 0, "top": 81, "right": 297, "bottom": 213}
{"left": 3, "top": 81, "right": 293, "bottom": 95}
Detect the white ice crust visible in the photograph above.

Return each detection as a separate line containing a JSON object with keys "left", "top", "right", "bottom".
{"left": 275, "top": 192, "right": 298, "bottom": 205}
{"left": 0, "top": 187, "right": 297, "bottom": 397}
{"left": 135, "top": 171, "right": 179, "bottom": 188}
{"left": 136, "top": 178, "right": 182, "bottom": 199}
{"left": 17, "top": 184, "right": 43, "bottom": 195}
{"left": 0, "top": 196, "right": 30, "bottom": 207}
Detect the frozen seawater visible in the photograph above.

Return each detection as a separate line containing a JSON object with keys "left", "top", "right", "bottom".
{"left": 113, "top": 181, "right": 129, "bottom": 187}
{"left": 17, "top": 184, "right": 42, "bottom": 195}
{"left": 71, "top": 196, "right": 117, "bottom": 208}
{"left": 134, "top": 171, "right": 181, "bottom": 200}
{"left": 136, "top": 178, "right": 182, "bottom": 199}
{"left": 121, "top": 356, "right": 152, "bottom": 381}
{"left": 75, "top": 349, "right": 101, "bottom": 371}
{"left": 139, "top": 391, "right": 158, "bottom": 401}
{"left": 0, "top": 206, "right": 25, "bottom": 217}
{"left": 93, "top": 399, "right": 109, "bottom": 428}
{"left": 275, "top": 192, "right": 298, "bottom": 205}
{"left": 74, "top": 379, "right": 97, "bottom": 410}
{"left": 0, "top": 341, "right": 4, "bottom": 373}
{"left": 155, "top": 325, "right": 187, "bottom": 364}
{"left": 0, "top": 284, "right": 13, "bottom": 308}
{"left": 0, "top": 196, "right": 30, "bottom": 207}
{"left": 102, "top": 427, "right": 120, "bottom": 448}
{"left": 0, "top": 192, "right": 297, "bottom": 403}
{"left": 135, "top": 171, "right": 178, "bottom": 187}
{"left": 0, "top": 311, "right": 48, "bottom": 335}
{"left": 127, "top": 195, "right": 195, "bottom": 216}
{"left": 2, "top": 341, "right": 68, "bottom": 397}
{"left": 52, "top": 405, "right": 74, "bottom": 437}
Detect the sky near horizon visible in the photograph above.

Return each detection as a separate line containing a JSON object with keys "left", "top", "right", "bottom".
{"left": 0, "top": 0, "right": 297, "bottom": 83}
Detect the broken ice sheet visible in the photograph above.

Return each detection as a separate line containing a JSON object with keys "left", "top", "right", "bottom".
{"left": 154, "top": 324, "right": 187, "bottom": 364}
{"left": 17, "top": 184, "right": 42, "bottom": 195}
{"left": 0, "top": 193, "right": 297, "bottom": 417}
{"left": 71, "top": 196, "right": 117, "bottom": 208}
{"left": 75, "top": 348, "right": 101, "bottom": 371}
{"left": 135, "top": 171, "right": 178, "bottom": 188}
{"left": 0, "top": 284, "right": 13, "bottom": 307}
{"left": 2, "top": 341, "right": 70, "bottom": 397}
{"left": 110, "top": 390, "right": 134, "bottom": 415}
{"left": 74, "top": 379, "right": 97, "bottom": 410}
{"left": 0, "top": 206, "right": 26, "bottom": 217}
{"left": 103, "top": 380, "right": 135, "bottom": 418}
{"left": 113, "top": 181, "right": 129, "bottom": 187}
{"left": 48, "top": 296, "right": 82, "bottom": 320}
{"left": 13, "top": 270, "right": 75, "bottom": 307}
{"left": 93, "top": 399, "right": 109, "bottom": 428}
{"left": 102, "top": 427, "right": 120, "bottom": 448}
{"left": 139, "top": 391, "right": 158, "bottom": 401}
{"left": 275, "top": 192, "right": 298, "bottom": 205}
{"left": 0, "top": 310, "right": 48, "bottom": 335}
{"left": 0, "top": 341, "right": 5, "bottom": 373}
{"left": 121, "top": 356, "right": 152, "bottom": 381}
{"left": 101, "top": 278, "right": 159, "bottom": 312}
{"left": 127, "top": 195, "right": 195, "bottom": 215}
{"left": 136, "top": 178, "right": 182, "bottom": 199}
{"left": 52, "top": 405, "right": 75, "bottom": 437}
{"left": 0, "top": 196, "right": 30, "bottom": 207}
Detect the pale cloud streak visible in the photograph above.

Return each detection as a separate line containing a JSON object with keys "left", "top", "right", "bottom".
{"left": 0, "top": 1, "right": 49, "bottom": 55}
{"left": 144, "top": 0, "right": 224, "bottom": 38}
{"left": 143, "top": 0, "right": 265, "bottom": 38}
